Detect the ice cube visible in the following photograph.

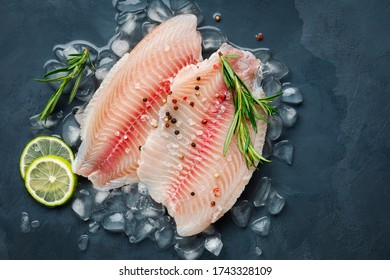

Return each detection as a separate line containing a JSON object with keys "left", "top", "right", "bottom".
{"left": 20, "top": 212, "right": 30, "bottom": 233}
{"left": 61, "top": 113, "right": 81, "bottom": 148}
{"left": 96, "top": 48, "right": 118, "bottom": 68}
{"left": 70, "top": 41, "right": 99, "bottom": 62}
{"left": 29, "top": 113, "right": 60, "bottom": 136}
{"left": 282, "top": 84, "right": 302, "bottom": 105}
{"left": 266, "top": 191, "right": 286, "bottom": 215}
{"left": 94, "top": 190, "right": 110, "bottom": 205}
{"left": 273, "top": 140, "right": 294, "bottom": 165}
{"left": 253, "top": 48, "right": 271, "bottom": 63}
{"left": 124, "top": 210, "right": 138, "bottom": 236}
{"left": 102, "top": 212, "right": 125, "bottom": 232}
{"left": 255, "top": 246, "right": 263, "bottom": 256}
{"left": 115, "top": 0, "right": 148, "bottom": 12}
{"left": 230, "top": 200, "right": 252, "bottom": 228}
{"left": 88, "top": 221, "right": 100, "bottom": 234}
{"left": 110, "top": 32, "right": 131, "bottom": 57}
{"left": 141, "top": 21, "right": 159, "bottom": 36}
{"left": 90, "top": 208, "right": 110, "bottom": 223}
{"left": 266, "top": 115, "right": 283, "bottom": 141}
{"left": 105, "top": 189, "right": 127, "bottom": 213}
{"left": 261, "top": 59, "right": 289, "bottom": 80}
{"left": 251, "top": 216, "right": 271, "bottom": 236}
{"left": 134, "top": 195, "right": 165, "bottom": 218}
{"left": 201, "top": 225, "right": 216, "bottom": 235}
{"left": 174, "top": 1, "right": 203, "bottom": 25}
{"left": 170, "top": 0, "right": 190, "bottom": 10}
{"left": 174, "top": 237, "right": 205, "bottom": 260}
{"left": 78, "top": 234, "right": 89, "bottom": 251}
{"left": 262, "top": 138, "right": 273, "bottom": 159}
{"left": 71, "top": 196, "right": 93, "bottom": 221}
{"left": 154, "top": 225, "right": 174, "bottom": 250}
{"left": 262, "top": 75, "right": 282, "bottom": 97}
{"left": 204, "top": 233, "right": 223, "bottom": 256}
{"left": 137, "top": 182, "right": 149, "bottom": 195}
{"left": 253, "top": 177, "right": 271, "bottom": 207}
{"left": 198, "top": 26, "right": 227, "bottom": 53}
{"left": 147, "top": 0, "right": 173, "bottom": 23}
{"left": 42, "top": 60, "right": 71, "bottom": 92}
{"left": 115, "top": 12, "right": 144, "bottom": 46}
{"left": 30, "top": 220, "right": 40, "bottom": 229}
{"left": 122, "top": 184, "right": 141, "bottom": 210}
{"left": 75, "top": 67, "right": 97, "bottom": 102}
{"left": 129, "top": 218, "right": 158, "bottom": 243}
{"left": 278, "top": 104, "right": 298, "bottom": 127}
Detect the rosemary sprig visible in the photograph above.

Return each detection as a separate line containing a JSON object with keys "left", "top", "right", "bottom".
{"left": 219, "top": 52, "right": 282, "bottom": 168}
{"left": 35, "top": 48, "right": 95, "bottom": 121}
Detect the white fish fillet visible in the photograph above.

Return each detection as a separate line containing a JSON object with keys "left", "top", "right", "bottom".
{"left": 138, "top": 44, "right": 266, "bottom": 236}
{"left": 73, "top": 15, "right": 202, "bottom": 190}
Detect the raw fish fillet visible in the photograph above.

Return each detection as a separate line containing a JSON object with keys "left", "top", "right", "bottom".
{"left": 73, "top": 15, "right": 202, "bottom": 189}
{"left": 137, "top": 44, "right": 265, "bottom": 236}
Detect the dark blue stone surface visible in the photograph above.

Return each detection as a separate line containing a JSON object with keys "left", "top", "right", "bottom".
{"left": 0, "top": 0, "right": 389, "bottom": 259}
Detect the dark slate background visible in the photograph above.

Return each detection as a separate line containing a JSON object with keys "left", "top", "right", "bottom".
{"left": 0, "top": 0, "right": 389, "bottom": 259}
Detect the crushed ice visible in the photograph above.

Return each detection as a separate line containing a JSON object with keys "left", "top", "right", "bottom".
{"left": 30, "top": 0, "right": 300, "bottom": 259}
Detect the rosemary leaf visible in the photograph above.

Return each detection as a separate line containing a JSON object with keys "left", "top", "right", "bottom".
{"left": 36, "top": 48, "right": 94, "bottom": 121}
{"left": 219, "top": 53, "right": 282, "bottom": 168}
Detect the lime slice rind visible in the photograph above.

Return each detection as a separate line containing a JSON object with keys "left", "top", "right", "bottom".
{"left": 19, "top": 136, "right": 74, "bottom": 179}
{"left": 25, "top": 155, "right": 77, "bottom": 207}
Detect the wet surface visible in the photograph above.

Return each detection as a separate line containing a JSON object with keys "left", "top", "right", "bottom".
{"left": 0, "top": 0, "right": 389, "bottom": 259}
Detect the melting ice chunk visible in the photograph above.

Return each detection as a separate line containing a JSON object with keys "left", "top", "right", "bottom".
{"left": 71, "top": 195, "right": 94, "bottom": 221}
{"left": 61, "top": 113, "right": 81, "bottom": 148}
{"left": 230, "top": 200, "right": 252, "bottom": 228}
{"left": 253, "top": 48, "right": 271, "bottom": 63}
{"left": 266, "top": 191, "right": 286, "bottom": 215}
{"left": 129, "top": 218, "right": 158, "bottom": 243}
{"left": 174, "top": 1, "right": 203, "bottom": 25}
{"left": 253, "top": 177, "right": 271, "bottom": 207}
{"left": 147, "top": 0, "right": 174, "bottom": 23}
{"left": 155, "top": 225, "right": 174, "bottom": 250}
{"left": 204, "top": 233, "right": 223, "bottom": 256}
{"left": 115, "top": 0, "right": 148, "bottom": 13}
{"left": 250, "top": 216, "right": 271, "bottom": 236}
{"left": 20, "top": 212, "right": 30, "bottom": 233}
{"left": 29, "top": 113, "right": 61, "bottom": 136}
{"left": 278, "top": 105, "right": 298, "bottom": 127}
{"left": 111, "top": 32, "right": 131, "bottom": 57}
{"left": 78, "top": 234, "right": 89, "bottom": 251}
{"left": 102, "top": 212, "right": 125, "bottom": 232}
{"left": 123, "top": 184, "right": 141, "bottom": 210}
{"left": 282, "top": 84, "right": 303, "bottom": 104}
{"left": 198, "top": 26, "right": 227, "bottom": 53}
{"left": 174, "top": 237, "right": 205, "bottom": 260}
{"left": 273, "top": 140, "right": 294, "bottom": 165}
{"left": 88, "top": 221, "right": 100, "bottom": 234}
{"left": 30, "top": 220, "right": 40, "bottom": 229}
{"left": 261, "top": 138, "right": 273, "bottom": 159}
{"left": 266, "top": 115, "right": 283, "bottom": 141}
{"left": 261, "top": 59, "right": 289, "bottom": 80}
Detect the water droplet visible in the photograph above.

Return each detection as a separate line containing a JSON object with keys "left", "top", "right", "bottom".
{"left": 125, "top": 148, "right": 131, "bottom": 153}
{"left": 177, "top": 134, "right": 183, "bottom": 140}
{"left": 196, "top": 130, "right": 203, "bottom": 136}
{"left": 115, "top": 131, "right": 120, "bottom": 136}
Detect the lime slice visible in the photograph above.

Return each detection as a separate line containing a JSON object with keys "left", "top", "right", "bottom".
{"left": 20, "top": 136, "right": 74, "bottom": 179}
{"left": 24, "top": 155, "right": 77, "bottom": 207}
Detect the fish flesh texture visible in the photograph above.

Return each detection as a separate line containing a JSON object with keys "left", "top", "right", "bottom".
{"left": 137, "top": 44, "right": 265, "bottom": 236}
{"left": 73, "top": 15, "right": 202, "bottom": 189}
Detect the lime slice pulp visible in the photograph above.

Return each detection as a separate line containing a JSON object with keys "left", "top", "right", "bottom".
{"left": 20, "top": 136, "right": 74, "bottom": 179}
{"left": 24, "top": 155, "right": 77, "bottom": 207}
